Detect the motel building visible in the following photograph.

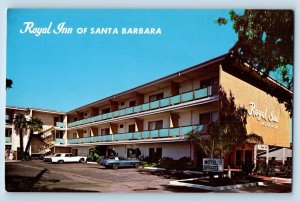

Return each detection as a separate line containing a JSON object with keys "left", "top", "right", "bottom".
{"left": 5, "top": 54, "right": 292, "bottom": 168}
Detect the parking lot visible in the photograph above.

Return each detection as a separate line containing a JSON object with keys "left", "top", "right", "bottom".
{"left": 5, "top": 160, "right": 291, "bottom": 192}
{"left": 5, "top": 160, "right": 195, "bottom": 192}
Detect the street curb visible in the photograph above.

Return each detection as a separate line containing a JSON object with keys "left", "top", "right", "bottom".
{"left": 143, "top": 167, "right": 166, "bottom": 171}
{"left": 86, "top": 161, "right": 98, "bottom": 164}
{"left": 5, "top": 160, "right": 21, "bottom": 163}
{"left": 169, "top": 178, "right": 266, "bottom": 191}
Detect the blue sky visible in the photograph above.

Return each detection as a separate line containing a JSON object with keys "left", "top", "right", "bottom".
{"left": 6, "top": 9, "right": 238, "bottom": 111}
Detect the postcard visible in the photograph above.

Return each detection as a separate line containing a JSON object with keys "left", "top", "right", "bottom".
{"left": 5, "top": 9, "right": 293, "bottom": 193}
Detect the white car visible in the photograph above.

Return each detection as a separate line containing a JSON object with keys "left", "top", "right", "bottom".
{"left": 49, "top": 153, "right": 87, "bottom": 164}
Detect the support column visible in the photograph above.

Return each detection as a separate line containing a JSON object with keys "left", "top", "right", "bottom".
{"left": 170, "top": 113, "right": 179, "bottom": 128}
{"left": 266, "top": 146, "right": 269, "bottom": 165}
{"left": 254, "top": 144, "right": 257, "bottom": 167}
{"left": 110, "top": 123, "right": 118, "bottom": 134}
{"left": 91, "top": 107, "right": 99, "bottom": 116}
{"left": 136, "top": 93, "right": 144, "bottom": 105}
{"left": 171, "top": 81, "right": 179, "bottom": 96}
{"left": 135, "top": 118, "right": 144, "bottom": 132}
{"left": 91, "top": 127, "right": 98, "bottom": 136}
{"left": 110, "top": 101, "right": 118, "bottom": 112}
{"left": 282, "top": 148, "right": 286, "bottom": 165}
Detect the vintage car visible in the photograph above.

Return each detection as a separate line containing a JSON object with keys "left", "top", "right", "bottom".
{"left": 43, "top": 154, "right": 53, "bottom": 162}
{"left": 99, "top": 156, "right": 142, "bottom": 169}
{"left": 49, "top": 153, "right": 87, "bottom": 164}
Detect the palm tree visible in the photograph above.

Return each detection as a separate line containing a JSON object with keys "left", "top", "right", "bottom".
{"left": 25, "top": 117, "right": 44, "bottom": 156}
{"left": 13, "top": 113, "right": 27, "bottom": 160}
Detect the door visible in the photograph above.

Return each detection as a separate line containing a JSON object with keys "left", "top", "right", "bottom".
{"left": 72, "top": 149, "right": 78, "bottom": 156}
{"left": 245, "top": 150, "right": 253, "bottom": 165}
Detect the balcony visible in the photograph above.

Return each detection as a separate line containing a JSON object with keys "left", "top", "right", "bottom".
{"left": 68, "top": 124, "right": 205, "bottom": 144}
{"left": 5, "top": 137, "right": 12, "bottom": 143}
{"left": 55, "top": 138, "right": 65, "bottom": 144}
{"left": 55, "top": 122, "right": 65, "bottom": 128}
{"left": 68, "top": 86, "right": 214, "bottom": 128}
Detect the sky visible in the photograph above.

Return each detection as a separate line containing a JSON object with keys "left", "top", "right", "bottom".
{"left": 6, "top": 9, "right": 238, "bottom": 112}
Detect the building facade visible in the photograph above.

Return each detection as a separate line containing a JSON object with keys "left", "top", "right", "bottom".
{"left": 5, "top": 106, "right": 67, "bottom": 160}
{"left": 5, "top": 54, "right": 292, "bottom": 168}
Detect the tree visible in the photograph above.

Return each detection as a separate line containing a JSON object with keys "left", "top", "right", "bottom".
{"left": 6, "top": 78, "right": 13, "bottom": 89}
{"left": 217, "top": 10, "right": 293, "bottom": 114}
{"left": 13, "top": 113, "right": 44, "bottom": 160}
{"left": 218, "top": 10, "right": 293, "bottom": 89}
{"left": 13, "top": 113, "right": 27, "bottom": 160}
{"left": 189, "top": 89, "right": 263, "bottom": 162}
{"left": 25, "top": 117, "right": 44, "bottom": 156}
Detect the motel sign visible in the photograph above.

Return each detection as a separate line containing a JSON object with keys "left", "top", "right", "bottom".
{"left": 203, "top": 158, "right": 224, "bottom": 172}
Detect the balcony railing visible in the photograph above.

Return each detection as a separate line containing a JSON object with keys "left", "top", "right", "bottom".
{"left": 68, "top": 125, "right": 205, "bottom": 144}
{"left": 5, "top": 137, "right": 12, "bottom": 143}
{"left": 55, "top": 122, "right": 65, "bottom": 128}
{"left": 68, "top": 86, "right": 213, "bottom": 128}
{"left": 55, "top": 138, "right": 65, "bottom": 144}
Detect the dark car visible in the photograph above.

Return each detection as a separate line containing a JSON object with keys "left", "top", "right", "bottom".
{"left": 99, "top": 156, "right": 142, "bottom": 169}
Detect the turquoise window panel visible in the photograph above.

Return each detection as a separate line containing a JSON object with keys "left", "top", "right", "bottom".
{"left": 169, "top": 128, "right": 179, "bottom": 136}
{"left": 170, "top": 95, "right": 180, "bottom": 104}
{"left": 141, "top": 131, "right": 149, "bottom": 139}
{"left": 159, "top": 129, "right": 169, "bottom": 137}
{"left": 141, "top": 103, "right": 150, "bottom": 111}
{"left": 159, "top": 98, "right": 170, "bottom": 107}
{"left": 181, "top": 91, "right": 193, "bottom": 102}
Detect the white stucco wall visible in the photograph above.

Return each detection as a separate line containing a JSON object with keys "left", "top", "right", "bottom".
{"left": 107, "top": 142, "right": 192, "bottom": 160}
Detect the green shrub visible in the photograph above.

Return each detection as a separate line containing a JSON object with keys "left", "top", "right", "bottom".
{"left": 242, "top": 162, "right": 255, "bottom": 176}
{"left": 280, "top": 165, "right": 292, "bottom": 178}
{"left": 256, "top": 162, "right": 275, "bottom": 176}
{"left": 89, "top": 148, "right": 104, "bottom": 162}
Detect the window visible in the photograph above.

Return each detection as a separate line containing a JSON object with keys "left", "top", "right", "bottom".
{"left": 119, "top": 124, "right": 124, "bottom": 128}
{"left": 120, "top": 102, "right": 125, "bottom": 106}
{"left": 56, "top": 131, "right": 64, "bottom": 139}
{"left": 129, "top": 100, "right": 136, "bottom": 107}
{"left": 149, "top": 148, "right": 155, "bottom": 158}
{"left": 199, "top": 113, "right": 211, "bottom": 125}
{"left": 149, "top": 148, "right": 162, "bottom": 160}
{"left": 102, "top": 108, "right": 110, "bottom": 114}
{"left": 53, "top": 117, "right": 59, "bottom": 125}
{"left": 5, "top": 129, "right": 12, "bottom": 137}
{"left": 148, "top": 120, "right": 163, "bottom": 130}
{"left": 74, "top": 117, "right": 78, "bottom": 121}
{"left": 101, "top": 128, "right": 110, "bottom": 135}
{"left": 128, "top": 124, "right": 135, "bottom": 133}
{"left": 211, "top": 111, "right": 219, "bottom": 122}
{"left": 156, "top": 148, "right": 162, "bottom": 158}
{"left": 149, "top": 93, "right": 164, "bottom": 102}
{"left": 200, "top": 77, "right": 219, "bottom": 95}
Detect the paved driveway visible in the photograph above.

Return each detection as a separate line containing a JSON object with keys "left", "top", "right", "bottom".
{"left": 5, "top": 160, "right": 188, "bottom": 192}
{"left": 5, "top": 160, "right": 291, "bottom": 193}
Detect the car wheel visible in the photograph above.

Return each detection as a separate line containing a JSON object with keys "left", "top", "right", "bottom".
{"left": 79, "top": 158, "right": 84, "bottom": 163}
{"left": 112, "top": 163, "right": 119, "bottom": 170}
{"left": 58, "top": 160, "right": 64, "bottom": 164}
{"left": 134, "top": 163, "right": 140, "bottom": 168}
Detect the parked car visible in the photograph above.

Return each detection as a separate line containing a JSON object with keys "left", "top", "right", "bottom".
{"left": 49, "top": 153, "right": 87, "bottom": 164}
{"left": 99, "top": 156, "right": 142, "bottom": 169}
{"left": 43, "top": 154, "right": 53, "bottom": 162}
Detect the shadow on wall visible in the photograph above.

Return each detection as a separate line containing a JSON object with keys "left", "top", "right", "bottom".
{"left": 189, "top": 87, "right": 263, "bottom": 165}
